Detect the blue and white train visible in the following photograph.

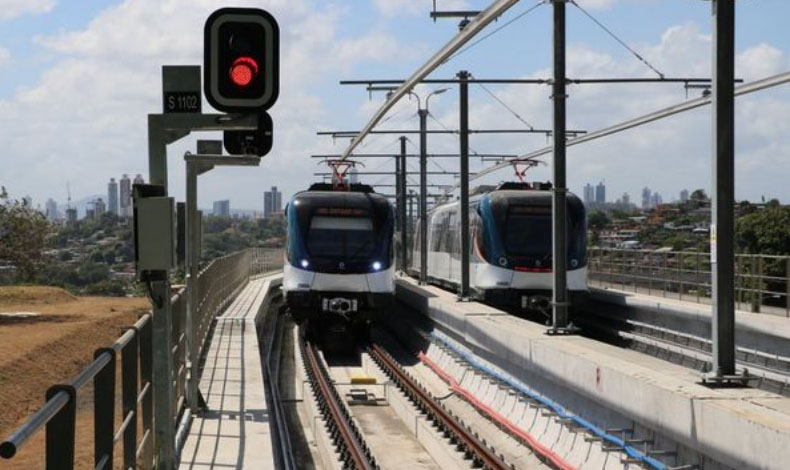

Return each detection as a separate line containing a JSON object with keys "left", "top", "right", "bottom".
{"left": 411, "top": 182, "right": 588, "bottom": 313}
{"left": 282, "top": 183, "right": 395, "bottom": 332}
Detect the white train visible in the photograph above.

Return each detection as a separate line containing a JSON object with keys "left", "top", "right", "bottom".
{"left": 282, "top": 183, "right": 395, "bottom": 337}
{"left": 410, "top": 182, "right": 588, "bottom": 313}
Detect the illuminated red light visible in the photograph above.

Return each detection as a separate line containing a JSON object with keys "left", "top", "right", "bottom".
{"left": 229, "top": 56, "right": 259, "bottom": 87}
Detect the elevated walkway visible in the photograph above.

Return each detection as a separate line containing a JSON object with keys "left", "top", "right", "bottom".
{"left": 178, "top": 273, "right": 280, "bottom": 470}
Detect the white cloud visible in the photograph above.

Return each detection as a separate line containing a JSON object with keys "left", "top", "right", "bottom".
{"left": 0, "top": 0, "right": 418, "bottom": 209}
{"left": 0, "top": 0, "right": 54, "bottom": 21}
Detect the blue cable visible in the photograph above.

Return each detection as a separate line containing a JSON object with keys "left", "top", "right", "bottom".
{"left": 430, "top": 331, "right": 668, "bottom": 470}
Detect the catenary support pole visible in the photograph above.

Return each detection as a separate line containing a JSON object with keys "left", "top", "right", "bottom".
{"left": 399, "top": 136, "right": 408, "bottom": 271}
{"left": 419, "top": 109, "right": 429, "bottom": 285}
{"left": 550, "top": 0, "right": 570, "bottom": 332}
{"left": 458, "top": 70, "right": 471, "bottom": 299}
{"left": 710, "top": 0, "right": 736, "bottom": 379}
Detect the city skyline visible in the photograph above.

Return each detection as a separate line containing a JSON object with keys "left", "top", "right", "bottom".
{"left": 1, "top": 1, "right": 789, "bottom": 210}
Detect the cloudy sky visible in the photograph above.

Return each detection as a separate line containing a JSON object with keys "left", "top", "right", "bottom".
{"left": 1, "top": 0, "right": 789, "bottom": 212}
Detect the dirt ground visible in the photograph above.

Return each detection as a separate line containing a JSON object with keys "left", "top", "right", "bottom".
{"left": 0, "top": 286, "right": 150, "bottom": 469}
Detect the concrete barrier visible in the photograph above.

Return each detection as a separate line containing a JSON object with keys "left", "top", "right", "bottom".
{"left": 396, "top": 277, "right": 790, "bottom": 470}
{"left": 590, "top": 287, "right": 790, "bottom": 357}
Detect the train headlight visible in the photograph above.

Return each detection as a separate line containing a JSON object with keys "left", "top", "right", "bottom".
{"left": 498, "top": 256, "right": 507, "bottom": 267}
{"left": 571, "top": 259, "right": 579, "bottom": 268}
{"left": 300, "top": 259, "right": 310, "bottom": 269}
{"left": 372, "top": 261, "right": 382, "bottom": 271}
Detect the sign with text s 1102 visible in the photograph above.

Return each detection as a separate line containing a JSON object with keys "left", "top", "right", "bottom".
{"left": 164, "top": 91, "right": 201, "bottom": 113}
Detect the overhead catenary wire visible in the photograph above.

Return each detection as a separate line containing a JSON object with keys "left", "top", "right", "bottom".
{"left": 445, "top": 70, "right": 790, "bottom": 194}
{"left": 427, "top": 111, "right": 484, "bottom": 156}
{"left": 444, "top": 0, "right": 547, "bottom": 64}
{"left": 470, "top": 73, "right": 535, "bottom": 130}
{"left": 341, "top": 0, "right": 523, "bottom": 160}
{"left": 569, "top": 0, "right": 665, "bottom": 79}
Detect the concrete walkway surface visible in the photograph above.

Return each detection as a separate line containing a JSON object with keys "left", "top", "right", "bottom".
{"left": 178, "top": 274, "right": 280, "bottom": 470}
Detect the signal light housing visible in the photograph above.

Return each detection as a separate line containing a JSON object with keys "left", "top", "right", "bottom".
{"left": 204, "top": 7, "right": 279, "bottom": 112}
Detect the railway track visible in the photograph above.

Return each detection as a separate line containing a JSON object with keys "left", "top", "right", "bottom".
{"left": 299, "top": 330, "right": 379, "bottom": 470}
{"left": 367, "top": 343, "right": 511, "bottom": 470}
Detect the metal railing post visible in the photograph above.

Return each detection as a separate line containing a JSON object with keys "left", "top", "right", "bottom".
{"left": 678, "top": 252, "right": 684, "bottom": 300}
{"left": 45, "top": 385, "right": 77, "bottom": 470}
{"left": 749, "top": 255, "right": 760, "bottom": 313}
{"left": 757, "top": 255, "right": 763, "bottom": 313}
{"left": 786, "top": 257, "right": 790, "bottom": 317}
{"left": 93, "top": 349, "right": 116, "bottom": 470}
{"left": 696, "top": 252, "right": 701, "bottom": 303}
{"left": 122, "top": 328, "right": 139, "bottom": 470}
{"left": 139, "top": 315, "right": 154, "bottom": 470}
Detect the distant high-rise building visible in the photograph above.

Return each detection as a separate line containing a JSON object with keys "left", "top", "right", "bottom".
{"left": 22, "top": 195, "right": 32, "bottom": 207}
{"left": 133, "top": 174, "right": 144, "bottom": 186}
{"left": 66, "top": 208, "right": 78, "bottom": 224}
{"left": 45, "top": 198, "right": 58, "bottom": 221}
{"left": 642, "top": 187, "right": 652, "bottom": 210}
{"left": 595, "top": 181, "right": 606, "bottom": 204}
{"left": 108, "top": 178, "right": 119, "bottom": 215}
{"left": 583, "top": 183, "right": 594, "bottom": 205}
{"left": 94, "top": 198, "right": 106, "bottom": 217}
{"left": 213, "top": 200, "right": 230, "bottom": 217}
{"left": 622, "top": 193, "right": 630, "bottom": 206}
{"left": 680, "top": 189, "right": 689, "bottom": 203}
{"left": 651, "top": 192, "right": 663, "bottom": 207}
{"left": 264, "top": 186, "right": 282, "bottom": 218}
{"left": 85, "top": 208, "right": 96, "bottom": 220}
{"left": 119, "top": 174, "right": 132, "bottom": 218}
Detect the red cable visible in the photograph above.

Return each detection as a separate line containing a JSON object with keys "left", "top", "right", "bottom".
{"left": 418, "top": 352, "right": 577, "bottom": 470}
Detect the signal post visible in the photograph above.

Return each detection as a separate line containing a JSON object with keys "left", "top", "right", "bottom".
{"left": 136, "top": 8, "right": 279, "bottom": 470}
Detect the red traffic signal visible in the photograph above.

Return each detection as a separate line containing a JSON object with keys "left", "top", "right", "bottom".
{"left": 204, "top": 8, "right": 279, "bottom": 112}
{"left": 230, "top": 57, "right": 258, "bottom": 87}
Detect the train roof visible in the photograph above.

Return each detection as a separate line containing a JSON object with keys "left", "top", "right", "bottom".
{"left": 431, "top": 181, "right": 582, "bottom": 213}
{"left": 290, "top": 184, "right": 391, "bottom": 210}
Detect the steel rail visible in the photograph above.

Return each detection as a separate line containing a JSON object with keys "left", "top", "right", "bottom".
{"left": 301, "top": 335, "right": 377, "bottom": 470}
{"left": 262, "top": 293, "right": 296, "bottom": 470}
{"left": 449, "top": 70, "right": 790, "bottom": 192}
{"left": 340, "top": 0, "right": 522, "bottom": 160}
{"left": 368, "top": 344, "right": 510, "bottom": 470}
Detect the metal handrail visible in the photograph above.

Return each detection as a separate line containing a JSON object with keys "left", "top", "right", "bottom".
{"left": 0, "top": 247, "right": 283, "bottom": 469}
{"left": 588, "top": 247, "right": 790, "bottom": 317}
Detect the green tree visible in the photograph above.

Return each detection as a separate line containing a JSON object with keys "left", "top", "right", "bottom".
{"left": 736, "top": 206, "right": 790, "bottom": 255}
{"left": 587, "top": 211, "right": 611, "bottom": 230}
{"left": 0, "top": 187, "right": 53, "bottom": 280}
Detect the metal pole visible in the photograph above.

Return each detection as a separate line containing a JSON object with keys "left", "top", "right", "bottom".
{"left": 550, "top": 0, "right": 570, "bottom": 332}
{"left": 710, "top": 0, "right": 736, "bottom": 379}
{"left": 399, "top": 136, "right": 408, "bottom": 271}
{"left": 185, "top": 163, "right": 197, "bottom": 415}
{"left": 147, "top": 122, "right": 175, "bottom": 470}
{"left": 409, "top": 190, "right": 415, "bottom": 256}
{"left": 458, "top": 70, "right": 471, "bottom": 299}
{"left": 419, "top": 108, "right": 429, "bottom": 285}
{"left": 185, "top": 161, "right": 211, "bottom": 414}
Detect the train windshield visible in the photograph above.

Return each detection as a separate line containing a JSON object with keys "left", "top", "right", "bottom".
{"left": 503, "top": 211, "right": 552, "bottom": 257}
{"left": 306, "top": 215, "right": 376, "bottom": 259}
